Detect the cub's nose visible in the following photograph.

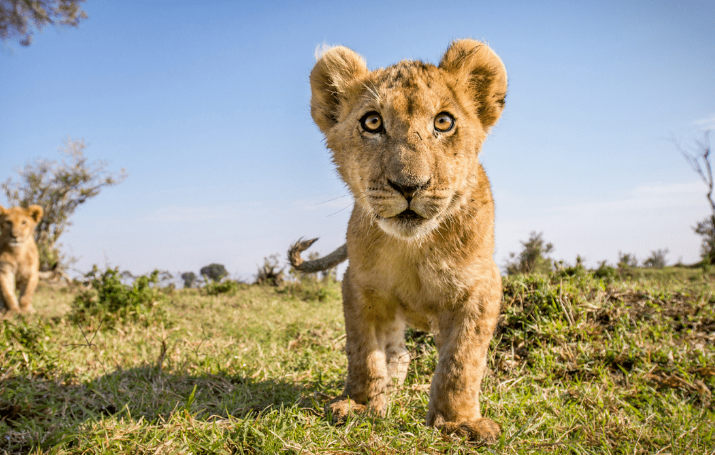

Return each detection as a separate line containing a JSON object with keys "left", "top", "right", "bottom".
{"left": 387, "top": 178, "right": 430, "bottom": 201}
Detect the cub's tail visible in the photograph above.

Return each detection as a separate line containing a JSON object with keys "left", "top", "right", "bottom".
{"left": 288, "top": 238, "right": 348, "bottom": 273}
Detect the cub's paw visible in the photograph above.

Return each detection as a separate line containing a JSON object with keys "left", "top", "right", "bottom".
{"left": 325, "top": 397, "right": 367, "bottom": 424}
{"left": 19, "top": 306, "right": 36, "bottom": 315}
{"left": 441, "top": 418, "right": 501, "bottom": 445}
{"left": 1, "top": 309, "right": 19, "bottom": 320}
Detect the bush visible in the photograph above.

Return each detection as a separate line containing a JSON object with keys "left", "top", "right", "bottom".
{"left": 555, "top": 255, "right": 587, "bottom": 277}
{"left": 70, "top": 266, "right": 165, "bottom": 326}
{"left": 643, "top": 249, "right": 669, "bottom": 269}
{"left": 617, "top": 252, "right": 638, "bottom": 269}
{"left": 505, "top": 232, "right": 554, "bottom": 275}
{"left": 593, "top": 260, "right": 618, "bottom": 280}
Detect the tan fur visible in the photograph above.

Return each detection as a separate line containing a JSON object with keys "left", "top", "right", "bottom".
{"left": 0, "top": 204, "right": 43, "bottom": 316}
{"left": 295, "top": 39, "right": 507, "bottom": 444}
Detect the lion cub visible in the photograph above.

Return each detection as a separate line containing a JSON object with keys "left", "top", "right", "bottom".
{"left": 290, "top": 40, "right": 507, "bottom": 443}
{"left": 0, "top": 204, "right": 44, "bottom": 315}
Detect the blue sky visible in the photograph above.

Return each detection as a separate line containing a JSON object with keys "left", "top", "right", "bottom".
{"left": 1, "top": 0, "right": 714, "bottom": 279}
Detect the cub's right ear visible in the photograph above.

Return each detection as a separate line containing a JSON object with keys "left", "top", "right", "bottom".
{"left": 28, "top": 205, "right": 43, "bottom": 222}
{"left": 0, "top": 205, "right": 5, "bottom": 216}
{"left": 310, "top": 45, "right": 369, "bottom": 133}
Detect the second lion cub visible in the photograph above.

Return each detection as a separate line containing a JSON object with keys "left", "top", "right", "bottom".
{"left": 290, "top": 39, "right": 507, "bottom": 443}
{"left": 0, "top": 204, "right": 44, "bottom": 316}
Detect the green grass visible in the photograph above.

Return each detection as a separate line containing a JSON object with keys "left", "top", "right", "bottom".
{"left": 1, "top": 269, "right": 714, "bottom": 454}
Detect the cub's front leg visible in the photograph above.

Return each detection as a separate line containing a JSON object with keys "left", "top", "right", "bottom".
{"left": 18, "top": 270, "right": 38, "bottom": 314}
{"left": 426, "top": 265, "right": 502, "bottom": 444}
{"left": 328, "top": 269, "right": 408, "bottom": 421}
{"left": 0, "top": 268, "right": 20, "bottom": 315}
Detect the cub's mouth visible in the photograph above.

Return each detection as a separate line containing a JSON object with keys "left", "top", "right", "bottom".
{"left": 393, "top": 209, "right": 426, "bottom": 222}
{"left": 376, "top": 207, "right": 439, "bottom": 239}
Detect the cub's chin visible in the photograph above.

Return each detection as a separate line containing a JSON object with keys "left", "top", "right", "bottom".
{"left": 376, "top": 209, "right": 440, "bottom": 241}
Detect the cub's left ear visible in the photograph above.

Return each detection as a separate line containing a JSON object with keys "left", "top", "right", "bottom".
{"left": 439, "top": 39, "right": 507, "bottom": 131}
{"left": 28, "top": 205, "right": 43, "bottom": 222}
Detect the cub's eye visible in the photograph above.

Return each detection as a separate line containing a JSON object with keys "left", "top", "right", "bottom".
{"left": 21, "top": 220, "right": 27, "bottom": 225}
{"left": 360, "top": 112, "right": 384, "bottom": 133}
{"left": 434, "top": 112, "right": 455, "bottom": 132}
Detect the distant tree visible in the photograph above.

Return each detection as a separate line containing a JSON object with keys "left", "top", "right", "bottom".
{"left": 0, "top": 0, "right": 87, "bottom": 46}
{"left": 2, "top": 138, "right": 126, "bottom": 271}
{"left": 677, "top": 129, "right": 715, "bottom": 264}
{"left": 181, "top": 272, "right": 197, "bottom": 289}
{"left": 694, "top": 217, "right": 715, "bottom": 264}
{"left": 505, "top": 231, "right": 554, "bottom": 275}
{"left": 643, "top": 249, "right": 669, "bottom": 269}
{"left": 617, "top": 252, "right": 638, "bottom": 269}
{"left": 200, "top": 263, "right": 228, "bottom": 283}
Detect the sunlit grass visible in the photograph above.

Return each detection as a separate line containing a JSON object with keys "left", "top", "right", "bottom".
{"left": 1, "top": 268, "right": 713, "bottom": 454}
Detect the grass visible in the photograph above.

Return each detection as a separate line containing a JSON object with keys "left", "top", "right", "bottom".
{"left": 1, "top": 268, "right": 714, "bottom": 454}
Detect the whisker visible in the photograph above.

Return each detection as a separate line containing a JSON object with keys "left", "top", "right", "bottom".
{"left": 311, "top": 194, "right": 351, "bottom": 207}
{"left": 327, "top": 202, "right": 354, "bottom": 217}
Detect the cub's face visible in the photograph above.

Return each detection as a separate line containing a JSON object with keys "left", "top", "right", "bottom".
{"left": 0, "top": 205, "right": 43, "bottom": 247}
{"left": 310, "top": 40, "right": 507, "bottom": 240}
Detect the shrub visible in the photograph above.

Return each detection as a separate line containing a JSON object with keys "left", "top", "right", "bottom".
{"left": 593, "top": 260, "right": 618, "bottom": 280}
{"left": 555, "top": 255, "right": 587, "bottom": 277}
{"left": 70, "top": 266, "right": 165, "bottom": 326}
{"left": 643, "top": 249, "right": 669, "bottom": 269}
{"left": 617, "top": 252, "right": 638, "bottom": 269}
{"left": 505, "top": 231, "right": 554, "bottom": 275}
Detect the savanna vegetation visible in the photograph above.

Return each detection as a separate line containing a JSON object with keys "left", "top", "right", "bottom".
{"left": 1, "top": 255, "right": 713, "bottom": 454}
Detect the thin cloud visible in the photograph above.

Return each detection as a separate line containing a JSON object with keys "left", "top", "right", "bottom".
{"left": 694, "top": 114, "right": 715, "bottom": 129}
{"left": 546, "top": 180, "right": 703, "bottom": 215}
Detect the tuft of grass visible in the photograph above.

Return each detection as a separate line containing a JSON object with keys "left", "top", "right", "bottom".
{"left": 0, "top": 268, "right": 713, "bottom": 454}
